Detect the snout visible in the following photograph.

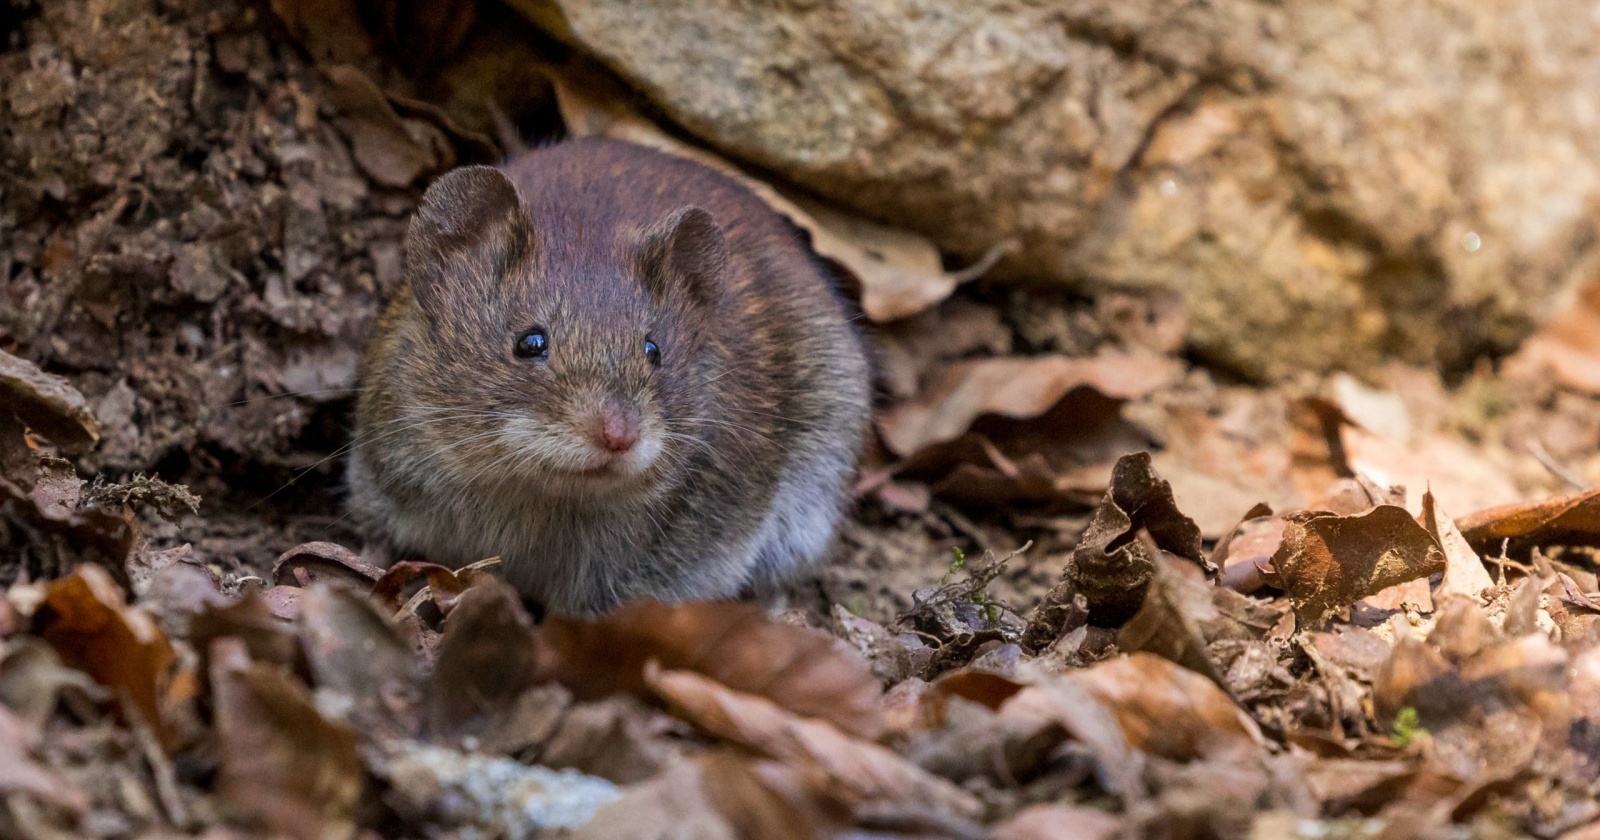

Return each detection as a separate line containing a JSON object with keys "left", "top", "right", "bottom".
{"left": 585, "top": 398, "right": 641, "bottom": 455}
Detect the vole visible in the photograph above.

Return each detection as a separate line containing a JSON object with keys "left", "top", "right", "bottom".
{"left": 347, "top": 138, "right": 871, "bottom": 615}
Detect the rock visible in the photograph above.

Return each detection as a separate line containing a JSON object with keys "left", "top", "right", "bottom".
{"left": 520, "top": 0, "right": 1600, "bottom": 378}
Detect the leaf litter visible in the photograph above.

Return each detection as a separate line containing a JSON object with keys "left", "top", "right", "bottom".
{"left": 9, "top": 0, "right": 1600, "bottom": 838}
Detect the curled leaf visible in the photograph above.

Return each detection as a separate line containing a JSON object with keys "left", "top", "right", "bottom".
{"left": 539, "top": 600, "right": 883, "bottom": 739}
{"left": 1272, "top": 506, "right": 1446, "bottom": 627}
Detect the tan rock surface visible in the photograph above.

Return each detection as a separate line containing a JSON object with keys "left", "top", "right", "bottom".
{"left": 519, "top": 0, "right": 1600, "bottom": 377}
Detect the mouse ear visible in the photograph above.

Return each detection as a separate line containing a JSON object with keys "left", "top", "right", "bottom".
{"left": 638, "top": 206, "right": 728, "bottom": 307}
{"left": 404, "top": 166, "right": 524, "bottom": 295}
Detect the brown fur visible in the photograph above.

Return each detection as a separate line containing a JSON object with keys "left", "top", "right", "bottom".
{"left": 347, "top": 139, "right": 870, "bottom": 614}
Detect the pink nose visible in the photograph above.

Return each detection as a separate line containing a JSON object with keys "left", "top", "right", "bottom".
{"left": 590, "top": 408, "right": 639, "bottom": 454}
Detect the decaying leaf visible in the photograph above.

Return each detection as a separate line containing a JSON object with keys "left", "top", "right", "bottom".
{"left": 1456, "top": 489, "right": 1600, "bottom": 552}
{"left": 992, "top": 803, "right": 1122, "bottom": 840}
{"left": 189, "top": 589, "right": 303, "bottom": 674}
{"left": 877, "top": 353, "right": 1179, "bottom": 458}
{"left": 0, "top": 703, "right": 87, "bottom": 814}
{"left": 297, "top": 585, "right": 421, "bottom": 739}
{"left": 373, "top": 556, "right": 501, "bottom": 619}
{"left": 210, "top": 638, "right": 363, "bottom": 840}
{"left": 323, "top": 64, "right": 452, "bottom": 187}
{"left": 35, "top": 565, "right": 191, "bottom": 750}
{"left": 272, "top": 541, "right": 383, "bottom": 589}
{"left": 538, "top": 599, "right": 883, "bottom": 739}
{"left": 427, "top": 579, "right": 541, "bottom": 743}
{"left": 0, "top": 348, "right": 99, "bottom": 453}
{"left": 1118, "top": 551, "right": 1233, "bottom": 688}
{"left": 646, "top": 665, "right": 982, "bottom": 821}
{"left": 1068, "top": 652, "right": 1263, "bottom": 762}
{"left": 1030, "top": 453, "right": 1206, "bottom": 638}
{"left": 1272, "top": 506, "right": 1446, "bottom": 627}
{"left": 1421, "top": 491, "right": 1496, "bottom": 601}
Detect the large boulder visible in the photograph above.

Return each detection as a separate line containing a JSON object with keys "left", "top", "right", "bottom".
{"left": 519, "top": 0, "right": 1600, "bottom": 378}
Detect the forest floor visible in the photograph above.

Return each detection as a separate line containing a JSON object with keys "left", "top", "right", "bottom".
{"left": 7, "top": 1, "right": 1600, "bottom": 838}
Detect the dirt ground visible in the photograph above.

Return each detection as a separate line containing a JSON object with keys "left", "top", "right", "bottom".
{"left": 10, "top": 1, "right": 1600, "bottom": 838}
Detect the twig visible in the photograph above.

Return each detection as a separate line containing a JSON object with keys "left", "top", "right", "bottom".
{"left": 1525, "top": 439, "right": 1588, "bottom": 492}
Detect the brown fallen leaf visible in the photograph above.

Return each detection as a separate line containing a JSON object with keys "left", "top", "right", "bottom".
{"left": 297, "top": 585, "right": 421, "bottom": 739}
{"left": 269, "top": 0, "right": 375, "bottom": 66}
{"left": 1029, "top": 453, "right": 1205, "bottom": 638}
{"left": 1456, "top": 488, "right": 1600, "bottom": 551}
{"left": 373, "top": 556, "right": 501, "bottom": 620}
{"left": 35, "top": 565, "right": 192, "bottom": 750}
{"left": 1272, "top": 506, "right": 1446, "bottom": 627}
{"left": 1339, "top": 421, "right": 1521, "bottom": 517}
{"left": 1118, "top": 551, "right": 1235, "bottom": 688}
{"left": 0, "top": 474, "right": 136, "bottom": 576}
{"left": 1373, "top": 636, "right": 1471, "bottom": 727}
{"left": 0, "top": 703, "right": 87, "bottom": 815}
{"left": 538, "top": 599, "right": 883, "bottom": 739}
{"left": 1069, "top": 652, "right": 1264, "bottom": 762}
{"left": 1218, "top": 513, "right": 1288, "bottom": 594}
{"left": 0, "top": 638, "right": 108, "bottom": 729}
{"left": 428, "top": 580, "right": 542, "bottom": 745}
{"left": 878, "top": 353, "right": 1179, "bottom": 458}
{"left": 272, "top": 540, "right": 384, "bottom": 589}
{"left": 992, "top": 803, "right": 1122, "bottom": 840}
{"left": 0, "top": 348, "right": 99, "bottom": 453}
{"left": 646, "top": 665, "right": 982, "bottom": 821}
{"left": 323, "top": 64, "right": 451, "bottom": 187}
{"left": 1421, "top": 491, "right": 1495, "bottom": 601}
{"left": 1000, "top": 677, "right": 1146, "bottom": 800}
{"left": 210, "top": 638, "right": 362, "bottom": 840}
{"left": 189, "top": 590, "right": 303, "bottom": 675}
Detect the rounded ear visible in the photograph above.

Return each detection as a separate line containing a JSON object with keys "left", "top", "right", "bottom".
{"left": 404, "top": 166, "right": 524, "bottom": 282}
{"left": 638, "top": 206, "right": 729, "bottom": 306}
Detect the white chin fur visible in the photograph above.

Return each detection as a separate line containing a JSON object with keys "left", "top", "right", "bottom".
{"left": 496, "top": 418, "right": 662, "bottom": 482}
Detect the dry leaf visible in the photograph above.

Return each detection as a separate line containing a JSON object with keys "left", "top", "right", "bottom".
{"left": 35, "top": 565, "right": 191, "bottom": 750}
{"left": 992, "top": 803, "right": 1121, "bottom": 840}
{"left": 878, "top": 353, "right": 1178, "bottom": 458}
{"left": 1000, "top": 678, "right": 1146, "bottom": 800}
{"left": 189, "top": 590, "right": 303, "bottom": 675}
{"left": 1340, "top": 421, "right": 1520, "bottom": 516}
{"left": 428, "top": 580, "right": 542, "bottom": 743}
{"left": 538, "top": 599, "right": 883, "bottom": 739}
{"left": 570, "top": 756, "right": 739, "bottom": 840}
{"left": 1117, "top": 553, "right": 1233, "bottom": 688}
{"left": 1030, "top": 453, "right": 1206, "bottom": 637}
{"left": 323, "top": 64, "right": 451, "bottom": 187}
{"left": 1272, "top": 506, "right": 1446, "bottom": 627}
{"left": 1421, "top": 491, "right": 1495, "bottom": 601}
{"left": 0, "top": 348, "right": 99, "bottom": 453}
{"left": 269, "top": 0, "right": 375, "bottom": 65}
{"left": 646, "top": 665, "right": 982, "bottom": 820}
{"left": 372, "top": 556, "right": 501, "bottom": 619}
{"left": 272, "top": 540, "right": 384, "bottom": 589}
{"left": 0, "top": 703, "right": 87, "bottom": 814}
{"left": 1456, "top": 489, "right": 1600, "bottom": 550}
{"left": 297, "top": 585, "right": 421, "bottom": 739}
{"left": 1068, "top": 652, "right": 1264, "bottom": 762}
{"left": 210, "top": 638, "right": 363, "bottom": 840}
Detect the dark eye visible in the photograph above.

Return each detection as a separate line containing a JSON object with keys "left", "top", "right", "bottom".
{"left": 514, "top": 328, "right": 549, "bottom": 359}
{"left": 643, "top": 339, "right": 661, "bottom": 366}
